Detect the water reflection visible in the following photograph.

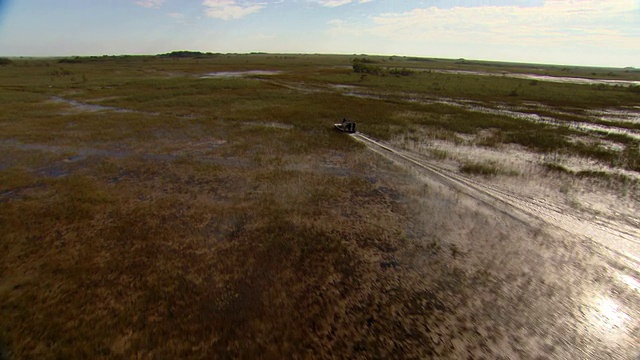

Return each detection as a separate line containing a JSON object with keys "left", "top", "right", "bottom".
{"left": 619, "top": 274, "right": 640, "bottom": 292}
{"left": 430, "top": 69, "right": 640, "bottom": 87}
{"left": 586, "top": 294, "right": 631, "bottom": 343}
{"left": 200, "top": 70, "right": 282, "bottom": 78}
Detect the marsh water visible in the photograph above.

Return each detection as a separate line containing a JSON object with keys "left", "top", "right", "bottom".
{"left": 430, "top": 69, "right": 640, "bottom": 87}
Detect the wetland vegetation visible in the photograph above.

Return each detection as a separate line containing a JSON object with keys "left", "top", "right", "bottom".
{"left": 1, "top": 53, "right": 639, "bottom": 358}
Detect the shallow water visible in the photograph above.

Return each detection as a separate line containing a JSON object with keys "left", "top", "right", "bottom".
{"left": 588, "top": 108, "right": 640, "bottom": 125}
{"left": 243, "top": 121, "right": 294, "bottom": 129}
{"left": 355, "top": 132, "right": 640, "bottom": 358}
{"left": 51, "top": 97, "right": 132, "bottom": 113}
{"left": 346, "top": 91, "right": 640, "bottom": 141}
{"left": 430, "top": 69, "right": 640, "bottom": 87}
{"left": 200, "top": 70, "right": 282, "bottom": 78}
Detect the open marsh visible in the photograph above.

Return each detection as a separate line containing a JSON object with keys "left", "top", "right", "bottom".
{"left": 1, "top": 54, "right": 639, "bottom": 359}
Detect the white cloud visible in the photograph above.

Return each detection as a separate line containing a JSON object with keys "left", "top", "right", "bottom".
{"left": 327, "top": 18, "right": 366, "bottom": 36}
{"left": 316, "top": 0, "right": 372, "bottom": 7}
{"left": 168, "top": 12, "right": 194, "bottom": 24}
{"left": 202, "top": 0, "right": 265, "bottom": 20}
{"left": 350, "top": 0, "right": 639, "bottom": 48}
{"left": 317, "top": 0, "right": 351, "bottom": 7}
{"left": 135, "top": 0, "right": 164, "bottom": 8}
{"left": 323, "top": 0, "right": 638, "bottom": 66}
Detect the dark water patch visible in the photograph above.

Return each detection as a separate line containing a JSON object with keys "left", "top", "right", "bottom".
{"left": 51, "top": 96, "right": 133, "bottom": 113}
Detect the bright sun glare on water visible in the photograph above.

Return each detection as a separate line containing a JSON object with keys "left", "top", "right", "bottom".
{"left": 587, "top": 295, "right": 631, "bottom": 342}
{"left": 618, "top": 274, "right": 640, "bottom": 292}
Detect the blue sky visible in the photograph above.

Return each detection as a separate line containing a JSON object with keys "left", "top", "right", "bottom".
{"left": 0, "top": 0, "right": 638, "bottom": 67}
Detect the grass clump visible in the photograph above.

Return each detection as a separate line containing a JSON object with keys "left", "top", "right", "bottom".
{"left": 352, "top": 59, "right": 414, "bottom": 77}
{"left": 430, "top": 149, "right": 449, "bottom": 160}
{"left": 388, "top": 68, "right": 415, "bottom": 77}
{"left": 460, "top": 161, "right": 502, "bottom": 176}
{"left": 352, "top": 59, "right": 383, "bottom": 75}
{"left": 543, "top": 162, "right": 572, "bottom": 174}
{"left": 622, "top": 142, "right": 640, "bottom": 172}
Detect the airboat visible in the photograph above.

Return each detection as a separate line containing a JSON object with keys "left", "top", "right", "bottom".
{"left": 334, "top": 118, "right": 356, "bottom": 133}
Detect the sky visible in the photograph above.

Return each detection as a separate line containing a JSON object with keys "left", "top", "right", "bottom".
{"left": 0, "top": 0, "right": 638, "bottom": 67}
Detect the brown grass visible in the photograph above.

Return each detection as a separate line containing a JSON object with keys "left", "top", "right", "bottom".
{"left": 1, "top": 54, "right": 638, "bottom": 359}
{"left": 0, "top": 55, "right": 429, "bottom": 357}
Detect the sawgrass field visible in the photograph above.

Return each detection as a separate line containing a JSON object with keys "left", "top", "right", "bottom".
{"left": 1, "top": 54, "right": 639, "bottom": 358}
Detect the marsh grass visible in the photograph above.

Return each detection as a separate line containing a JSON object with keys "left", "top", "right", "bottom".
{"left": 430, "top": 149, "right": 449, "bottom": 160}
{"left": 1, "top": 54, "right": 639, "bottom": 358}
{"left": 543, "top": 162, "right": 572, "bottom": 174}
{"left": 1, "top": 150, "right": 403, "bottom": 357}
{"left": 0, "top": 55, "right": 417, "bottom": 357}
{"left": 377, "top": 102, "right": 638, "bottom": 171}
{"left": 311, "top": 68, "right": 639, "bottom": 108}
{"left": 459, "top": 161, "right": 517, "bottom": 177}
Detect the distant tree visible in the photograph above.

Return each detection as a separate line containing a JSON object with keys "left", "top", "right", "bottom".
{"left": 58, "top": 57, "right": 83, "bottom": 64}
{"left": 352, "top": 59, "right": 382, "bottom": 75}
{"left": 407, "top": 57, "right": 434, "bottom": 62}
{"left": 354, "top": 57, "right": 377, "bottom": 63}
{"left": 157, "top": 51, "right": 219, "bottom": 58}
{"left": 352, "top": 58, "right": 413, "bottom": 77}
{"left": 0, "top": 57, "right": 12, "bottom": 65}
